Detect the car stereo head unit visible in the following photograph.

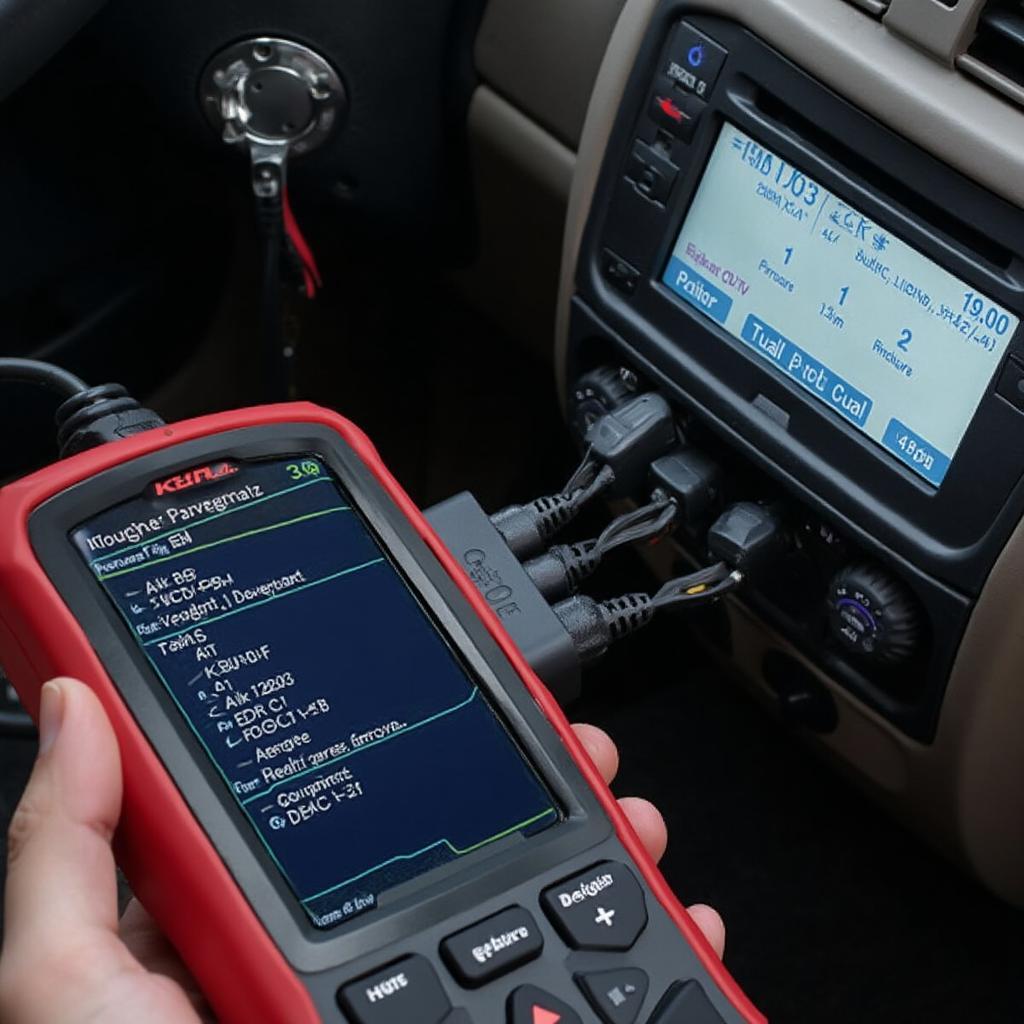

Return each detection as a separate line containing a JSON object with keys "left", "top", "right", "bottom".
{"left": 662, "top": 121, "right": 1019, "bottom": 488}
{"left": 567, "top": 7, "right": 1024, "bottom": 743}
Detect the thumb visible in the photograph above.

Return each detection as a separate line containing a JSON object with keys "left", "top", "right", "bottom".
{"left": 1, "top": 678, "right": 133, "bottom": 1010}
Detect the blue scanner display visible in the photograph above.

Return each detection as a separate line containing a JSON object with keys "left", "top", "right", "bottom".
{"left": 663, "top": 123, "right": 1019, "bottom": 487}
{"left": 72, "top": 455, "right": 558, "bottom": 928}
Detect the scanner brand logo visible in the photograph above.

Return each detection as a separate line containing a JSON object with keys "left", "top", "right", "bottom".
{"left": 153, "top": 461, "right": 239, "bottom": 496}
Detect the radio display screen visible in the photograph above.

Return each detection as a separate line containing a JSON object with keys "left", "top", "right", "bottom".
{"left": 662, "top": 122, "right": 1019, "bottom": 486}
{"left": 72, "top": 455, "right": 558, "bottom": 928}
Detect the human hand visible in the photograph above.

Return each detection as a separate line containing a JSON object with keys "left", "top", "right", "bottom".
{"left": 0, "top": 678, "right": 724, "bottom": 1023}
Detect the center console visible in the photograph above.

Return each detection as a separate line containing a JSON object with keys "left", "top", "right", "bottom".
{"left": 559, "top": 0, "right": 1024, "bottom": 903}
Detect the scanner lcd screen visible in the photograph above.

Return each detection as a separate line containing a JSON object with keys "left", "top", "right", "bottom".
{"left": 72, "top": 454, "right": 558, "bottom": 928}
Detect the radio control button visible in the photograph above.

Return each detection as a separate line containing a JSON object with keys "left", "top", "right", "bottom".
{"left": 602, "top": 250, "right": 641, "bottom": 295}
{"left": 664, "top": 23, "right": 727, "bottom": 99}
{"left": 576, "top": 967, "right": 649, "bottom": 1024}
{"left": 648, "top": 86, "right": 705, "bottom": 141}
{"left": 441, "top": 906, "right": 543, "bottom": 987}
{"left": 647, "top": 980, "right": 727, "bottom": 1023}
{"left": 507, "top": 985, "right": 583, "bottom": 1024}
{"left": 338, "top": 955, "right": 451, "bottom": 1024}
{"left": 626, "top": 140, "right": 677, "bottom": 204}
{"left": 540, "top": 862, "right": 647, "bottom": 951}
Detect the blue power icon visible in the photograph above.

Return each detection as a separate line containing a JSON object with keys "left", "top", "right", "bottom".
{"left": 687, "top": 44, "right": 705, "bottom": 68}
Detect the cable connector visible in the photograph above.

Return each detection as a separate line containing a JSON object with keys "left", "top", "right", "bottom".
{"left": 650, "top": 447, "right": 722, "bottom": 527}
{"left": 55, "top": 383, "right": 165, "bottom": 458}
{"left": 489, "top": 459, "right": 615, "bottom": 560}
{"left": 551, "top": 592, "right": 655, "bottom": 664}
{"left": 490, "top": 392, "right": 676, "bottom": 559}
{"left": 553, "top": 562, "right": 740, "bottom": 664}
{"left": 707, "top": 502, "right": 786, "bottom": 581}
{"left": 585, "top": 392, "right": 677, "bottom": 496}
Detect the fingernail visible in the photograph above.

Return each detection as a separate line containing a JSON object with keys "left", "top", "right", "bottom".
{"left": 38, "top": 681, "right": 65, "bottom": 755}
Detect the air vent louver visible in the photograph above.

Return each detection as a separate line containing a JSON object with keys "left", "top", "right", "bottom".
{"left": 958, "top": 0, "right": 1024, "bottom": 107}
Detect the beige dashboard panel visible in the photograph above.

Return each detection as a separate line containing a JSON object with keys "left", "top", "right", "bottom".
{"left": 557, "top": 0, "right": 1024, "bottom": 904}
{"left": 475, "top": 0, "right": 626, "bottom": 149}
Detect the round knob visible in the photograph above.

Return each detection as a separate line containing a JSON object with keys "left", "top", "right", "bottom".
{"left": 826, "top": 564, "right": 920, "bottom": 665}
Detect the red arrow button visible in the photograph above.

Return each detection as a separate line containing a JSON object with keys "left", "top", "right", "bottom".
{"left": 656, "top": 96, "right": 685, "bottom": 123}
{"left": 532, "top": 1008, "right": 561, "bottom": 1024}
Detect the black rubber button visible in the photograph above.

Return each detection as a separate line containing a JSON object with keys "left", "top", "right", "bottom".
{"left": 338, "top": 955, "right": 451, "bottom": 1024}
{"left": 602, "top": 249, "right": 641, "bottom": 295}
{"left": 507, "top": 985, "right": 583, "bottom": 1024}
{"left": 576, "top": 967, "right": 649, "bottom": 1024}
{"left": 540, "top": 861, "right": 647, "bottom": 951}
{"left": 647, "top": 981, "right": 727, "bottom": 1023}
{"left": 441, "top": 906, "right": 543, "bottom": 987}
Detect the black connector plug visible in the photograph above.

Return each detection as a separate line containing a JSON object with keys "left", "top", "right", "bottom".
{"left": 650, "top": 448, "right": 722, "bottom": 527}
{"left": 428, "top": 488, "right": 745, "bottom": 696}
{"left": 427, "top": 491, "right": 587, "bottom": 704}
{"left": 0, "top": 358, "right": 165, "bottom": 459}
{"left": 490, "top": 391, "right": 676, "bottom": 559}
{"left": 489, "top": 462, "right": 615, "bottom": 560}
{"left": 56, "top": 384, "right": 165, "bottom": 458}
{"left": 551, "top": 593, "right": 655, "bottom": 664}
{"left": 552, "top": 560, "right": 741, "bottom": 664}
{"left": 707, "top": 502, "right": 786, "bottom": 581}
{"left": 585, "top": 392, "right": 677, "bottom": 496}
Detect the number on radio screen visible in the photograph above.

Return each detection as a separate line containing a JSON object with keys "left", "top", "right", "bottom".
{"left": 896, "top": 433, "right": 934, "bottom": 471}
{"left": 963, "top": 291, "right": 1011, "bottom": 336}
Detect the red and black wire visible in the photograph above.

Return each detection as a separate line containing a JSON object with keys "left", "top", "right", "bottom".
{"left": 282, "top": 187, "right": 323, "bottom": 299}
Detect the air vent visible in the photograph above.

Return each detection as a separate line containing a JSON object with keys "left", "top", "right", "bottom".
{"left": 958, "top": 0, "right": 1024, "bottom": 107}
{"left": 843, "top": 0, "right": 890, "bottom": 15}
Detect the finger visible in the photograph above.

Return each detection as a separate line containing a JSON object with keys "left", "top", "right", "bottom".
{"left": 617, "top": 796, "right": 668, "bottom": 863}
{"left": 1, "top": 679, "right": 137, "bottom": 1013}
{"left": 571, "top": 723, "right": 619, "bottom": 785}
{"left": 687, "top": 903, "right": 726, "bottom": 959}
{"left": 4, "top": 679, "right": 123, "bottom": 943}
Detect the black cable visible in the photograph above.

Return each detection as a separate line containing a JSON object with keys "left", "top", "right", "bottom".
{"left": 0, "top": 359, "right": 163, "bottom": 457}
{"left": 553, "top": 562, "right": 742, "bottom": 663}
{"left": 490, "top": 461, "right": 616, "bottom": 560}
{"left": 593, "top": 494, "right": 678, "bottom": 556}
{"left": 0, "top": 358, "right": 88, "bottom": 399}
{"left": 257, "top": 197, "right": 287, "bottom": 402}
{"left": 524, "top": 494, "right": 679, "bottom": 600}
{"left": 560, "top": 448, "right": 601, "bottom": 496}
{"left": 651, "top": 561, "right": 741, "bottom": 609}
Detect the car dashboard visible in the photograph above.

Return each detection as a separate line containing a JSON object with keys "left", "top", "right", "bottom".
{"left": 532, "top": 0, "right": 1024, "bottom": 907}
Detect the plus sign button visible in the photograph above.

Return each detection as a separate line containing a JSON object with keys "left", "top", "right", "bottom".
{"left": 541, "top": 862, "right": 648, "bottom": 951}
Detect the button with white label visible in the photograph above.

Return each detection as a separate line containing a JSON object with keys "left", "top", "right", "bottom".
{"left": 441, "top": 906, "right": 543, "bottom": 987}
{"left": 540, "top": 861, "right": 647, "bottom": 951}
{"left": 576, "top": 967, "right": 649, "bottom": 1024}
{"left": 338, "top": 955, "right": 451, "bottom": 1024}
{"left": 507, "top": 985, "right": 583, "bottom": 1024}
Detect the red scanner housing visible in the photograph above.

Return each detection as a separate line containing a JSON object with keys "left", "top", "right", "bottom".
{"left": 0, "top": 403, "right": 764, "bottom": 1024}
